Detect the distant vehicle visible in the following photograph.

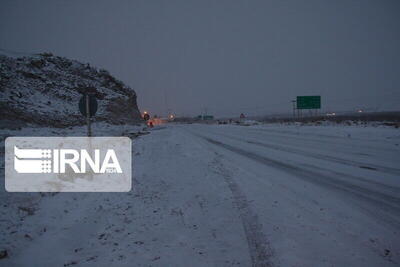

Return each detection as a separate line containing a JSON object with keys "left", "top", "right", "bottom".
{"left": 240, "top": 113, "right": 245, "bottom": 119}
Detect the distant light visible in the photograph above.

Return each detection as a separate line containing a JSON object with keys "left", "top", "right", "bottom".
{"left": 169, "top": 114, "right": 174, "bottom": 119}
{"left": 358, "top": 109, "right": 363, "bottom": 113}
{"left": 143, "top": 111, "right": 148, "bottom": 114}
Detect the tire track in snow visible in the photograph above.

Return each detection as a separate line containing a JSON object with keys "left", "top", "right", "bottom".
{"left": 211, "top": 155, "right": 274, "bottom": 267}
{"left": 246, "top": 127, "right": 399, "bottom": 153}
{"left": 244, "top": 137, "right": 400, "bottom": 175}
{"left": 210, "top": 131, "right": 400, "bottom": 176}
{"left": 209, "top": 131, "right": 400, "bottom": 195}
{"left": 202, "top": 136, "right": 400, "bottom": 229}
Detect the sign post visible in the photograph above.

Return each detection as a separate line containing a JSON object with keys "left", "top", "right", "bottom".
{"left": 143, "top": 112, "right": 150, "bottom": 121}
{"left": 79, "top": 93, "right": 98, "bottom": 137}
{"left": 86, "top": 95, "right": 91, "bottom": 136}
{"left": 291, "top": 100, "right": 296, "bottom": 118}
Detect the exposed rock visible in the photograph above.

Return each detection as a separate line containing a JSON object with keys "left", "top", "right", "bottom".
{"left": 0, "top": 53, "right": 143, "bottom": 127}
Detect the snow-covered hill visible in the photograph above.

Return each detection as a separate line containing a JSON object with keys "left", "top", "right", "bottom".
{"left": 0, "top": 52, "right": 142, "bottom": 127}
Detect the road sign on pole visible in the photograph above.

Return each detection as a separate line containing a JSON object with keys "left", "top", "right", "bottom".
{"left": 79, "top": 94, "right": 98, "bottom": 136}
{"left": 79, "top": 94, "right": 98, "bottom": 117}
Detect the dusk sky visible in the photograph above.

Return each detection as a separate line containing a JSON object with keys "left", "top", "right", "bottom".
{"left": 1, "top": 0, "right": 399, "bottom": 117}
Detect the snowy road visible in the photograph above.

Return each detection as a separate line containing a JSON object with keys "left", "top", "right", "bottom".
{"left": 1, "top": 123, "right": 399, "bottom": 266}
{"left": 183, "top": 124, "right": 400, "bottom": 266}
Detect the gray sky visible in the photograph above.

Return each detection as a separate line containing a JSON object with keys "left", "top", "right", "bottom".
{"left": 1, "top": 0, "right": 399, "bottom": 117}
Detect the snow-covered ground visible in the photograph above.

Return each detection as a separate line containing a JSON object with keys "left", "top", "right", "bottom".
{"left": 1, "top": 123, "right": 399, "bottom": 266}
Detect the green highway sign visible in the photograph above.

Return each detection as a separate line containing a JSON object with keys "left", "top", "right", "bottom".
{"left": 296, "top": 96, "right": 321, "bottom": 109}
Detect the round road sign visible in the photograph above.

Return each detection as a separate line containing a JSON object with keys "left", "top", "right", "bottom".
{"left": 79, "top": 94, "right": 98, "bottom": 117}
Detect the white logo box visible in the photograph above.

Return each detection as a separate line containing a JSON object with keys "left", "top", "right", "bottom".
{"left": 5, "top": 137, "right": 132, "bottom": 192}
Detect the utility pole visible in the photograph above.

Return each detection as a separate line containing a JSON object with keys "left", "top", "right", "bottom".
{"left": 164, "top": 87, "right": 168, "bottom": 118}
{"left": 291, "top": 100, "right": 296, "bottom": 118}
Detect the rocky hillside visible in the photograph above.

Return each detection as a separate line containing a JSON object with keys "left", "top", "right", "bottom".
{"left": 0, "top": 52, "right": 143, "bottom": 127}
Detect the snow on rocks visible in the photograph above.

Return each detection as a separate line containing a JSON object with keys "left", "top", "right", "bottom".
{"left": 0, "top": 52, "right": 142, "bottom": 127}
